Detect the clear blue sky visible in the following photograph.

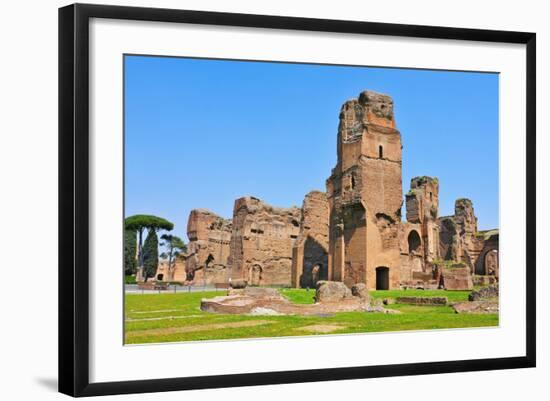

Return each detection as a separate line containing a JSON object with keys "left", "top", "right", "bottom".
{"left": 125, "top": 55, "right": 499, "bottom": 242}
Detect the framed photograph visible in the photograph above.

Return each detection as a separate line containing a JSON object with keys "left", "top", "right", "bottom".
{"left": 58, "top": 3, "right": 536, "bottom": 397}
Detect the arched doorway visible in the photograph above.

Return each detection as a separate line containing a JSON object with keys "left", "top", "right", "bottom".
{"left": 484, "top": 249, "right": 499, "bottom": 276}
{"left": 249, "top": 264, "right": 262, "bottom": 286}
{"left": 376, "top": 266, "right": 389, "bottom": 290}
{"left": 203, "top": 254, "right": 215, "bottom": 285}
{"left": 408, "top": 230, "right": 421, "bottom": 254}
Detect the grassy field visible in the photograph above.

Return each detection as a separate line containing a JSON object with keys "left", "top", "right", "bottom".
{"left": 124, "top": 288, "right": 498, "bottom": 344}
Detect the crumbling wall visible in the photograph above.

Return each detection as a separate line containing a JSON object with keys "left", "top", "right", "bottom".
{"left": 399, "top": 223, "right": 425, "bottom": 283}
{"left": 399, "top": 176, "right": 440, "bottom": 285}
{"left": 440, "top": 262, "right": 473, "bottom": 290}
{"left": 155, "top": 259, "right": 187, "bottom": 282}
{"left": 405, "top": 176, "right": 440, "bottom": 261}
{"left": 439, "top": 199, "right": 481, "bottom": 270}
{"left": 474, "top": 230, "right": 499, "bottom": 277}
{"left": 291, "top": 191, "right": 330, "bottom": 288}
{"left": 154, "top": 261, "right": 170, "bottom": 281}
{"left": 228, "top": 196, "right": 301, "bottom": 286}
{"left": 438, "top": 199, "right": 499, "bottom": 281}
{"left": 184, "top": 209, "right": 232, "bottom": 284}
{"left": 439, "top": 199, "right": 478, "bottom": 267}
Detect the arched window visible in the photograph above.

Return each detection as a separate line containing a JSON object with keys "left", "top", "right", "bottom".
{"left": 379, "top": 145, "right": 383, "bottom": 159}
{"left": 408, "top": 230, "right": 421, "bottom": 254}
{"left": 351, "top": 174, "right": 356, "bottom": 189}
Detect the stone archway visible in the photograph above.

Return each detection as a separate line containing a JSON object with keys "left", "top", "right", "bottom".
{"left": 375, "top": 266, "right": 390, "bottom": 290}
{"left": 408, "top": 230, "right": 421, "bottom": 254}
{"left": 484, "top": 249, "right": 499, "bottom": 276}
{"left": 300, "top": 262, "right": 327, "bottom": 289}
{"left": 202, "top": 254, "right": 215, "bottom": 285}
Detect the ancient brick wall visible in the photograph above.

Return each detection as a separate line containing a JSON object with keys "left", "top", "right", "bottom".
{"left": 399, "top": 176, "right": 441, "bottom": 284}
{"left": 291, "top": 191, "right": 330, "bottom": 288}
{"left": 438, "top": 199, "right": 499, "bottom": 280}
{"left": 154, "top": 261, "right": 170, "bottom": 281}
{"left": 441, "top": 264, "right": 473, "bottom": 290}
{"left": 474, "top": 230, "right": 499, "bottom": 277}
{"left": 155, "top": 259, "right": 187, "bottom": 282}
{"left": 406, "top": 176, "right": 440, "bottom": 260}
{"left": 439, "top": 199, "right": 483, "bottom": 269}
{"left": 399, "top": 222, "right": 425, "bottom": 282}
{"left": 184, "top": 209, "right": 232, "bottom": 285}
{"left": 228, "top": 196, "right": 301, "bottom": 286}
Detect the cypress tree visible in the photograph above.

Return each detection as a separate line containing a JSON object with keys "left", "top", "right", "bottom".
{"left": 142, "top": 229, "right": 159, "bottom": 281}
{"left": 124, "top": 229, "right": 137, "bottom": 275}
{"left": 124, "top": 215, "right": 174, "bottom": 279}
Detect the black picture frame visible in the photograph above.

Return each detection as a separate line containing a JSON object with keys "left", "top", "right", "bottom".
{"left": 59, "top": 3, "right": 536, "bottom": 397}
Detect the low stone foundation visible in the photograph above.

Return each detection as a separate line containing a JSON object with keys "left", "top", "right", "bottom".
{"left": 452, "top": 300, "right": 499, "bottom": 314}
{"left": 472, "top": 275, "right": 498, "bottom": 287}
{"left": 201, "top": 281, "right": 396, "bottom": 316}
{"left": 441, "top": 266, "right": 473, "bottom": 290}
{"left": 400, "top": 280, "right": 439, "bottom": 290}
{"left": 396, "top": 296, "right": 448, "bottom": 306}
{"left": 468, "top": 284, "right": 499, "bottom": 301}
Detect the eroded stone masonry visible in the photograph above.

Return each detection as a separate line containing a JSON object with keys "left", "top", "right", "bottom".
{"left": 158, "top": 90, "right": 499, "bottom": 290}
{"left": 227, "top": 197, "right": 301, "bottom": 286}
{"left": 183, "top": 209, "right": 232, "bottom": 285}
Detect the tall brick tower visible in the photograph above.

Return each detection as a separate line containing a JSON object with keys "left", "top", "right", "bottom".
{"left": 326, "top": 90, "right": 403, "bottom": 290}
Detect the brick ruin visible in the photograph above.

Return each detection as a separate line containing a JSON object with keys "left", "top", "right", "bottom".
{"left": 182, "top": 209, "right": 232, "bottom": 285}
{"left": 326, "top": 91, "right": 404, "bottom": 289}
{"left": 227, "top": 197, "right": 301, "bottom": 286}
{"left": 156, "top": 90, "right": 498, "bottom": 290}
{"left": 400, "top": 176, "right": 441, "bottom": 288}
{"left": 439, "top": 199, "right": 499, "bottom": 276}
{"left": 291, "top": 191, "right": 330, "bottom": 288}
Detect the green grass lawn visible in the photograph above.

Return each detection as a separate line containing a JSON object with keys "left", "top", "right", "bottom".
{"left": 124, "top": 288, "right": 497, "bottom": 344}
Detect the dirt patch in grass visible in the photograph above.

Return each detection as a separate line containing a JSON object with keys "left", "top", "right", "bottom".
{"left": 297, "top": 324, "right": 345, "bottom": 333}
{"left": 126, "top": 320, "right": 274, "bottom": 339}
{"left": 126, "top": 315, "right": 202, "bottom": 322}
